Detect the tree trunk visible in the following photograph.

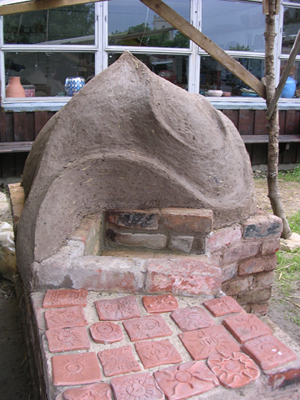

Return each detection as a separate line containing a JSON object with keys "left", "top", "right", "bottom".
{"left": 265, "top": 1, "right": 292, "bottom": 239}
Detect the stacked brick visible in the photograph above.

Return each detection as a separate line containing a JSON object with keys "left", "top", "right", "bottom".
{"left": 35, "top": 289, "right": 300, "bottom": 400}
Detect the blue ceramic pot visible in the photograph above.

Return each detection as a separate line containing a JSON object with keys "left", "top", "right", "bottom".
{"left": 281, "top": 76, "right": 296, "bottom": 98}
{"left": 64, "top": 76, "right": 85, "bottom": 96}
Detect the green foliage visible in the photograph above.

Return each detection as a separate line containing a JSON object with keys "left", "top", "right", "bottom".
{"left": 229, "top": 43, "right": 250, "bottom": 51}
{"left": 278, "top": 164, "right": 300, "bottom": 182}
{"left": 288, "top": 211, "right": 300, "bottom": 235}
{"left": 276, "top": 249, "right": 300, "bottom": 295}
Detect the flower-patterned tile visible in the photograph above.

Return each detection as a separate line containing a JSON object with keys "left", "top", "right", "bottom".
{"left": 52, "top": 352, "right": 101, "bottom": 386}
{"left": 179, "top": 325, "right": 240, "bottom": 360}
{"left": 203, "top": 296, "right": 243, "bottom": 317}
{"left": 98, "top": 345, "right": 141, "bottom": 377}
{"left": 207, "top": 351, "right": 260, "bottom": 388}
{"left": 135, "top": 339, "right": 182, "bottom": 368}
{"left": 154, "top": 361, "right": 219, "bottom": 400}
{"left": 46, "top": 327, "right": 90, "bottom": 353}
{"left": 45, "top": 306, "right": 88, "bottom": 330}
{"left": 90, "top": 321, "right": 123, "bottom": 344}
{"left": 111, "top": 372, "right": 164, "bottom": 400}
{"left": 222, "top": 313, "right": 273, "bottom": 343}
{"left": 170, "top": 306, "right": 215, "bottom": 331}
{"left": 242, "top": 334, "right": 297, "bottom": 370}
{"left": 62, "top": 383, "right": 112, "bottom": 400}
{"left": 43, "top": 289, "right": 88, "bottom": 308}
{"left": 123, "top": 314, "right": 172, "bottom": 341}
{"left": 142, "top": 294, "right": 178, "bottom": 313}
{"left": 94, "top": 295, "right": 140, "bottom": 321}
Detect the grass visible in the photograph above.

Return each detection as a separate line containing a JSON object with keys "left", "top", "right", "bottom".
{"left": 278, "top": 163, "right": 300, "bottom": 182}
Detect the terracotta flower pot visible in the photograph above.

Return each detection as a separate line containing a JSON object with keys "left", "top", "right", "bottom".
{"left": 6, "top": 76, "right": 25, "bottom": 98}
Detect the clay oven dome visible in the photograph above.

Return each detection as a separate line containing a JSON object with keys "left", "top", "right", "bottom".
{"left": 17, "top": 51, "right": 256, "bottom": 274}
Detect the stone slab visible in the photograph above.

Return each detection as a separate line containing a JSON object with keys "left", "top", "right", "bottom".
{"left": 43, "top": 289, "right": 88, "bottom": 308}
{"left": 170, "top": 306, "right": 215, "bottom": 331}
{"left": 142, "top": 294, "right": 178, "bottom": 313}
{"left": 203, "top": 296, "right": 243, "bottom": 317}
{"left": 95, "top": 295, "right": 140, "bottom": 321}
{"left": 135, "top": 339, "right": 182, "bottom": 368}
{"left": 98, "top": 345, "right": 141, "bottom": 377}
{"left": 123, "top": 314, "right": 172, "bottom": 341}
{"left": 46, "top": 327, "right": 90, "bottom": 353}
{"left": 45, "top": 306, "right": 88, "bottom": 330}
{"left": 90, "top": 321, "right": 123, "bottom": 344}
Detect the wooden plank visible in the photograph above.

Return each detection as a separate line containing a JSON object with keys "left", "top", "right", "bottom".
{"left": 241, "top": 135, "right": 300, "bottom": 144}
{"left": 254, "top": 110, "right": 268, "bottom": 136}
{"left": 25, "top": 112, "right": 35, "bottom": 141}
{"left": 238, "top": 109, "right": 254, "bottom": 136}
{"left": 140, "top": 0, "right": 266, "bottom": 98}
{"left": 0, "top": 0, "right": 105, "bottom": 15}
{"left": 34, "top": 111, "right": 48, "bottom": 138}
{"left": 0, "top": 141, "right": 33, "bottom": 152}
{"left": 0, "top": 112, "right": 14, "bottom": 142}
{"left": 222, "top": 110, "right": 239, "bottom": 129}
{"left": 15, "top": 152, "right": 27, "bottom": 176}
{"left": 13, "top": 112, "right": 27, "bottom": 142}
{"left": 266, "top": 29, "right": 300, "bottom": 119}
{"left": 285, "top": 110, "right": 297, "bottom": 135}
{"left": 252, "top": 143, "right": 268, "bottom": 165}
{"left": 1, "top": 154, "right": 15, "bottom": 177}
{"left": 279, "top": 110, "right": 286, "bottom": 136}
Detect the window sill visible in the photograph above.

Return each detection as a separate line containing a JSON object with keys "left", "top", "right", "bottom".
{"left": 2, "top": 96, "right": 300, "bottom": 112}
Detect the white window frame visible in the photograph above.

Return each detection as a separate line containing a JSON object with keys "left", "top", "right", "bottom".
{"left": 1, "top": 0, "right": 300, "bottom": 111}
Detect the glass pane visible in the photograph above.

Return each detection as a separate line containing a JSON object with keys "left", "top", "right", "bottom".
{"left": 200, "top": 56, "right": 265, "bottom": 97}
{"left": 108, "top": 0, "right": 190, "bottom": 48}
{"left": 280, "top": 60, "right": 300, "bottom": 98}
{"left": 4, "top": 3, "right": 95, "bottom": 45}
{"left": 5, "top": 52, "right": 95, "bottom": 97}
{"left": 108, "top": 53, "right": 188, "bottom": 88}
{"left": 282, "top": 7, "right": 300, "bottom": 54}
{"left": 202, "top": 0, "right": 265, "bottom": 52}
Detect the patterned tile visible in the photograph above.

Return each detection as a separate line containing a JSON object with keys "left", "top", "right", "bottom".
{"left": 123, "top": 314, "right": 172, "bottom": 341}
{"left": 111, "top": 372, "right": 164, "bottom": 400}
{"left": 52, "top": 352, "right": 101, "bottom": 386}
{"left": 179, "top": 325, "right": 240, "bottom": 360}
{"left": 143, "top": 294, "right": 178, "bottom": 313}
{"left": 207, "top": 351, "right": 260, "bottom": 388}
{"left": 62, "top": 383, "right": 112, "bottom": 400}
{"left": 203, "top": 296, "right": 243, "bottom": 317}
{"left": 242, "top": 334, "right": 297, "bottom": 370}
{"left": 94, "top": 295, "right": 140, "bottom": 321}
{"left": 90, "top": 321, "right": 123, "bottom": 344}
{"left": 170, "top": 306, "right": 215, "bottom": 331}
{"left": 45, "top": 306, "right": 88, "bottom": 330}
{"left": 43, "top": 289, "right": 88, "bottom": 308}
{"left": 135, "top": 339, "right": 182, "bottom": 368}
{"left": 46, "top": 327, "right": 90, "bottom": 353}
{"left": 154, "top": 361, "right": 219, "bottom": 400}
{"left": 98, "top": 345, "right": 141, "bottom": 377}
{"left": 222, "top": 313, "right": 273, "bottom": 343}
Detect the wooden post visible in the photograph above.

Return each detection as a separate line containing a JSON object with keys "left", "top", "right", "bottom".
{"left": 0, "top": 0, "right": 105, "bottom": 15}
{"left": 140, "top": 0, "right": 266, "bottom": 99}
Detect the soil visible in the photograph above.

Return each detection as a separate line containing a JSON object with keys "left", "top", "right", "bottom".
{"left": 0, "top": 176, "right": 300, "bottom": 400}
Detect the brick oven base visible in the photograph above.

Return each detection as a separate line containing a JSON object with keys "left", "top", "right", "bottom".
{"left": 18, "top": 284, "right": 300, "bottom": 400}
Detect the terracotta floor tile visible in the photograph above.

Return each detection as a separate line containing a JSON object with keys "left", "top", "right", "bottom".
{"left": 90, "top": 321, "right": 123, "bottom": 344}
{"left": 242, "top": 334, "right": 297, "bottom": 370}
{"left": 111, "top": 372, "right": 164, "bottom": 400}
{"left": 98, "top": 345, "right": 142, "bottom": 377}
{"left": 95, "top": 295, "right": 140, "bottom": 321}
{"left": 203, "top": 296, "right": 243, "bottom": 317}
{"left": 143, "top": 294, "right": 178, "bottom": 313}
{"left": 45, "top": 306, "right": 88, "bottom": 330}
{"left": 43, "top": 289, "right": 88, "bottom": 308}
{"left": 123, "top": 314, "right": 172, "bottom": 341}
{"left": 154, "top": 361, "right": 219, "bottom": 400}
{"left": 62, "top": 383, "right": 112, "bottom": 400}
{"left": 207, "top": 351, "right": 260, "bottom": 388}
{"left": 46, "top": 327, "right": 90, "bottom": 353}
{"left": 52, "top": 352, "right": 101, "bottom": 386}
{"left": 135, "top": 339, "right": 182, "bottom": 368}
{"left": 179, "top": 325, "right": 240, "bottom": 360}
{"left": 222, "top": 313, "right": 273, "bottom": 343}
{"left": 170, "top": 306, "right": 215, "bottom": 331}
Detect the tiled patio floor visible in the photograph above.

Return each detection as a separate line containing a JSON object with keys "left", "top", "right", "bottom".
{"left": 30, "top": 289, "right": 300, "bottom": 400}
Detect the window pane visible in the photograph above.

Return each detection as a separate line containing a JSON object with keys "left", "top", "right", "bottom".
{"left": 108, "top": 53, "right": 188, "bottom": 88}
{"left": 280, "top": 60, "right": 299, "bottom": 97}
{"left": 282, "top": 7, "right": 300, "bottom": 54}
{"left": 202, "top": 0, "right": 265, "bottom": 52}
{"left": 4, "top": 4, "right": 95, "bottom": 45}
{"left": 5, "top": 52, "right": 95, "bottom": 96}
{"left": 108, "top": 0, "right": 190, "bottom": 48}
{"left": 200, "top": 56, "right": 265, "bottom": 97}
